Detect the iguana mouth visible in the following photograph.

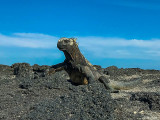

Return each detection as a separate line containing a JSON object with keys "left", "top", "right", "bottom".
{"left": 58, "top": 47, "right": 65, "bottom": 51}
{"left": 57, "top": 44, "right": 65, "bottom": 51}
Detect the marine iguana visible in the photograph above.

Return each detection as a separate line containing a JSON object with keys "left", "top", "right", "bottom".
{"left": 49, "top": 37, "right": 142, "bottom": 91}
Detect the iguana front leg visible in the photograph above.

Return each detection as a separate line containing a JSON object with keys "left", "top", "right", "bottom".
{"left": 75, "top": 64, "right": 96, "bottom": 84}
{"left": 48, "top": 62, "right": 66, "bottom": 75}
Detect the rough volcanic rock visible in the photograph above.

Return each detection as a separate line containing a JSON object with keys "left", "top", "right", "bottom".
{"left": 130, "top": 92, "right": 160, "bottom": 111}
{"left": 0, "top": 63, "right": 160, "bottom": 120}
{"left": 104, "top": 66, "right": 160, "bottom": 76}
{"left": 11, "top": 63, "right": 34, "bottom": 78}
{"left": 0, "top": 63, "right": 115, "bottom": 120}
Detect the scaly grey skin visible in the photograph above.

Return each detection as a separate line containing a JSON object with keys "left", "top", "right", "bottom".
{"left": 50, "top": 37, "right": 142, "bottom": 92}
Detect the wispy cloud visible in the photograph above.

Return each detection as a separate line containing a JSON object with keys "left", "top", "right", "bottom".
{"left": 145, "top": 50, "right": 160, "bottom": 56}
{"left": 78, "top": 37, "right": 160, "bottom": 48}
{"left": 78, "top": 36, "right": 160, "bottom": 59}
{"left": 0, "top": 33, "right": 59, "bottom": 48}
{"left": 0, "top": 33, "right": 160, "bottom": 60}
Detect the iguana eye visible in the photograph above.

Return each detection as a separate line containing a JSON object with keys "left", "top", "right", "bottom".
{"left": 64, "top": 40, "right": 69, "bottom": 43}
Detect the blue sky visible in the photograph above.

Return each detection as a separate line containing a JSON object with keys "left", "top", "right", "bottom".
{"left": 0, "top": 0, "right": 160, "bottom": 69}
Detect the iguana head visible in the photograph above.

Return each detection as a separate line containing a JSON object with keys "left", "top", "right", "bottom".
{"left": 57, "top": 37, "right": 77, "bottom": 51}
{"left": 57, "top": 37, "right": 88, "bottom": 65}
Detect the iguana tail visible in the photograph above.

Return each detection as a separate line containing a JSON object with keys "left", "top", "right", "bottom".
{"left": 109, "top": 78, "right": 142, "bottom": 90}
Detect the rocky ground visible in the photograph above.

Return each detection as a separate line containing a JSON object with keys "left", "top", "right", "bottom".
{"left": 0, "top": 63, "right": 160, "bottom": 120}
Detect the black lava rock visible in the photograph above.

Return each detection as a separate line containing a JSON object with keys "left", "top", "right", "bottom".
{"left": 130, "top": 92, "right": 160, "bottom": 112}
